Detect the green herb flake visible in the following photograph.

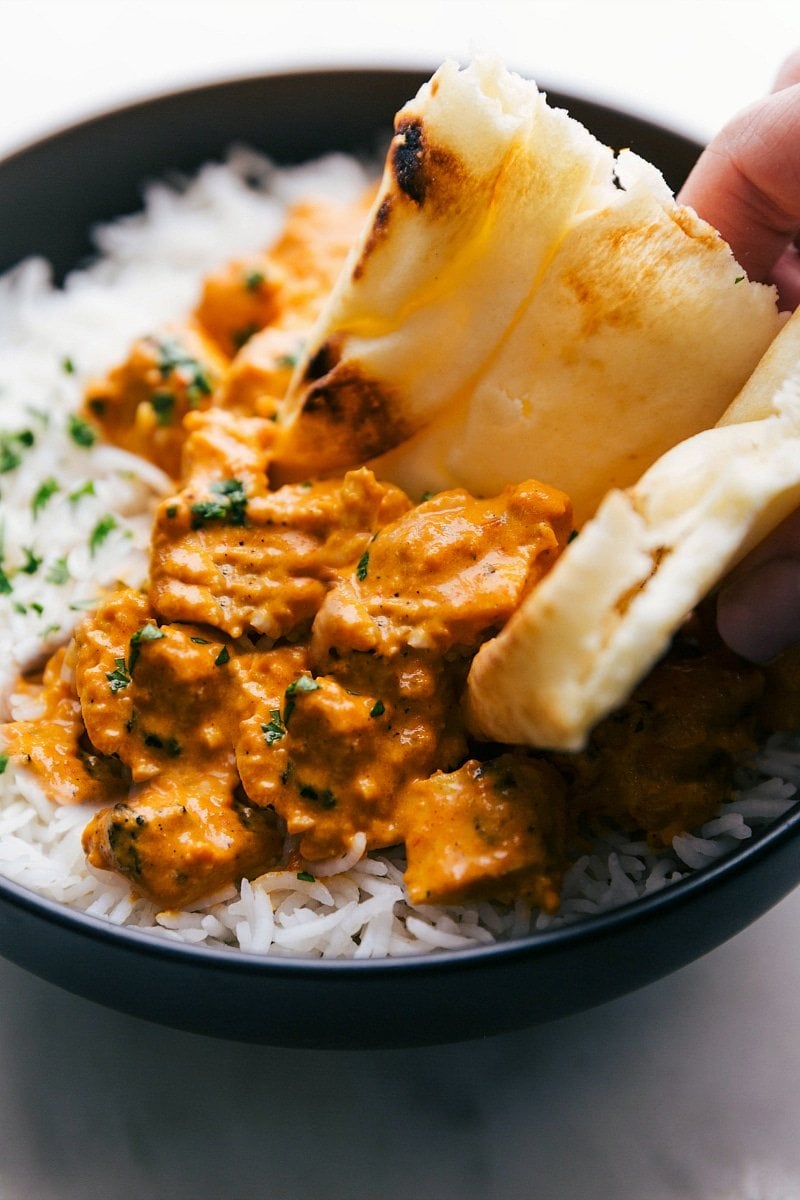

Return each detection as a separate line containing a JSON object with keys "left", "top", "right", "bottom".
{"left": 0, "top": 567, "right": 12, "bottom": 595}
{"left": 128, "top": 623, "right": 166, "bottom": 674}
{"left": 61, "top": 356, "right": 76, "bottom": 375}
{"left": 232, "top": 323, "right": 259, "bottom": 350}
{"left": 275, "top": 352, "right": 300, "bottom": 370}
{"left": 356, "top": 551, "right": 370, "bottom": 582}
{"left": 190, "top": 478, "right": 247, "bottom": 529}
{"left": 67, "top": 413, "right": 97, "bottom": 448}
{"left": 214, "top": 645, "right": 230, "bottom": 666}
{"left": 68, "top": 480, "right": 95, "bottom": 504}
{"left": 46, "top": 557, "right": 69, "bottom": 585}
{"left": 369, "top": 699, "right": 385, "bottom": 718}
{"left": 150, "top": 391, "right": 175, "bottom": 426}
{"left": 152, "top": 336, "right": 214, "bottom": 408}
{"left": 0, "top": 429, "right": 35, "bottom": 474}
{"left": 298, "top": 783, "right": 336, "bottom": 810}
{"left": 165, "top": 504, "right": 179, "bottom": 519}
{"left": 0, "top": 754, "right": 8, "bottom": 774}
{"left": 296, "top": 870, "right": 315, "bottom": 883}
{"left": 261, "top": 709, "right": 287, "bottom": 746}
{"left": 283, "top": 674, "right": 321, "bottom": 725}
{"left": 89, "top": 514, "right": 118, "bottom": 556}
{"left": 190, "top": 636, "right": 210, "bottom": 644}
{"left": 20, "top": 547, "right": 42, "bottom": 574}
{"left": 32, "top": 477, "right": 59, "bottom": 515}
{"left": 143, "top": 732, "right": 181, "bottom": 758}
{"left": 243, "top": 269, "right": 266, "bottom": 292}
{"left": 106, "top": 658, "right": 131, "bottom": 693}
{"left": 734, "top": 275, "right": 745, "bottom": 284}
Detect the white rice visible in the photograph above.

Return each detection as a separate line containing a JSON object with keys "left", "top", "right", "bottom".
{"left": 0, "top": 148, "right": 797, "bottom": 958}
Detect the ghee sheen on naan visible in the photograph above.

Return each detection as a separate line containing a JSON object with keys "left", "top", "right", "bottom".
{"left": 271, "top": 57, "right": 782, "bottom": 525}
{"left": 466, "top": 308, "right": 800, "bottom": 750}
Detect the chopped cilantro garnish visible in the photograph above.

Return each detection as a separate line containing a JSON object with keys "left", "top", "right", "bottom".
{"left": 214, "top": 645, "right": 230, "bottom": 666}
{"left": 284, "top": 674, "right": 321, "bottom": 725}
{"left": 356, "top": 551, "right": 370, "bottom": 581}
{"left": 68, "top": 480, "right": 95, "bottom": 504}
{"left": 20, "top": 547, "right": 41, "bottom": 574}
{"left": 232, "top": 323, "right": 259, "bottom": 350}
{"left": 152, "top": 336, "right": 214, "bottom": 407}
{"left": 243, "top": 268, "right": 266, "bottom": 292}
{"left": 143, "top": 732, "right": 181, "bottom": 758}
{"left": 46, "top": 557, "right": 69, "bottom": 585}
{"left": 89, "top": 514, "right": 117, "bottom": 556}
{"left": 67, "top": 413, "right": 97, "bottom": 447}
{"left": 261, "top": 709, "right": 286, "bottom": 745}
{"left": 0, "top": 429, "right": 35, "bottom": 474}
{"left": 296, "top": 870, "right": 315, "bottom": 883}
{"left": 0, "top": 754, "right": 7, "bottom": 774}
{"left": 128, "top": 623, "right": 165, "bottom": 674}
{"left": 61, "top": 356, "right": 75, "bottom": 375}
{"left": 369, "top": 700, "right": 385, "bottom": 718}
{"left": 298, "top": 783, "right": 336, "bottom": 809}
{"left": 32, "top": 477, "right": 59, "bottom": 515}
{"left": 190, "top": 636, "right": 210, "bottom": 644}
{"left": 190, "top": 478, "right": 247, "bottom": 529}
{"left": 0, "top": 567, "right": 12, "bottom": 595}
{"left": 106, "top": 658, "right": 131, "bottom": 693}
{"left": 150, "top": 392, "right": 175, "bottom": 426}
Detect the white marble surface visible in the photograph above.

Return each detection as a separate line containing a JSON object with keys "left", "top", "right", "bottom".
{"left": 2, "top": 2, "right": 800, "bottom": 1197}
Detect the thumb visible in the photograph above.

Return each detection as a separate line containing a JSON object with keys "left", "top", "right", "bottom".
{"left": 678, "top": 76, "right": 800, "bottom": 296}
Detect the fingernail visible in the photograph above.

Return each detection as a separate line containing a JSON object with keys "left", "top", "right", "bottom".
{"left": 717, "top": 558, "right": 800, "bottom": 663}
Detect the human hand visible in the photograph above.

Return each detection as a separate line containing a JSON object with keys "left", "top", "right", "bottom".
{"left": 678, "top": 52, "right": 800, "bottom": 662}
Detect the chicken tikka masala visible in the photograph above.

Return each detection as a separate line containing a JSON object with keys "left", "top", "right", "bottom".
{"left": 3, "top": 192, "right": 799, "bottom": 915}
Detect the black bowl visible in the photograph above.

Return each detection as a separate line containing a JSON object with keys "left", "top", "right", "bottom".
{"left": 2, "top": 67, "right": 797, "bottom": 1050}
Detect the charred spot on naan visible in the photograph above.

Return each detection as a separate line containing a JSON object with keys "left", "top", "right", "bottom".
{"left": 391, "top": 117, "right": 466, "bottom": 209}
{"left": 352, "top": 196, "right": 393, "bottom": 282}
{"left": 272, "top": 362, "right": 413, "bottom": 482}
{"left": 352, "top": 119, "right": 467, "bottom": 281}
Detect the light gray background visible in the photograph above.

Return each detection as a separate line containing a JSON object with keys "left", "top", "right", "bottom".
{"left": 1, "top": 3, "right": 799, "bottom": 1197}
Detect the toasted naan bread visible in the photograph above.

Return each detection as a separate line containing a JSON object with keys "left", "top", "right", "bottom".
{"left": 272, "top": 57, "right": 783, "bottom": 524}
{"left": 466, "top": 308, "right": 800, "bottom": 750}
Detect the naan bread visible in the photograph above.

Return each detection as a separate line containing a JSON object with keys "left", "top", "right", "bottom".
{"left": 466, "top": 308, "right": 800, "bottom": 750}
{"left": 272, "top": 57, "right": 782, "bottom": 524}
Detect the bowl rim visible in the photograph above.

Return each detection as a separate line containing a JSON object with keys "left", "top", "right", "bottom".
{"left": 0, "top": 63, "right": 795, "bottom": 979}
{"left": 0, "top": 61, "right": 702, "bottom": 167}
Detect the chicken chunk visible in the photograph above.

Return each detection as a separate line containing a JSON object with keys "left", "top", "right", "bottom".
{"left": 401, "top": 754, "right": 567, "bottom": 911}
{"left": 84, "top": 322, "right": 227, "bottom": 477}
{"left": 150, "top": 466, "right": 411, "bottom": 640}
